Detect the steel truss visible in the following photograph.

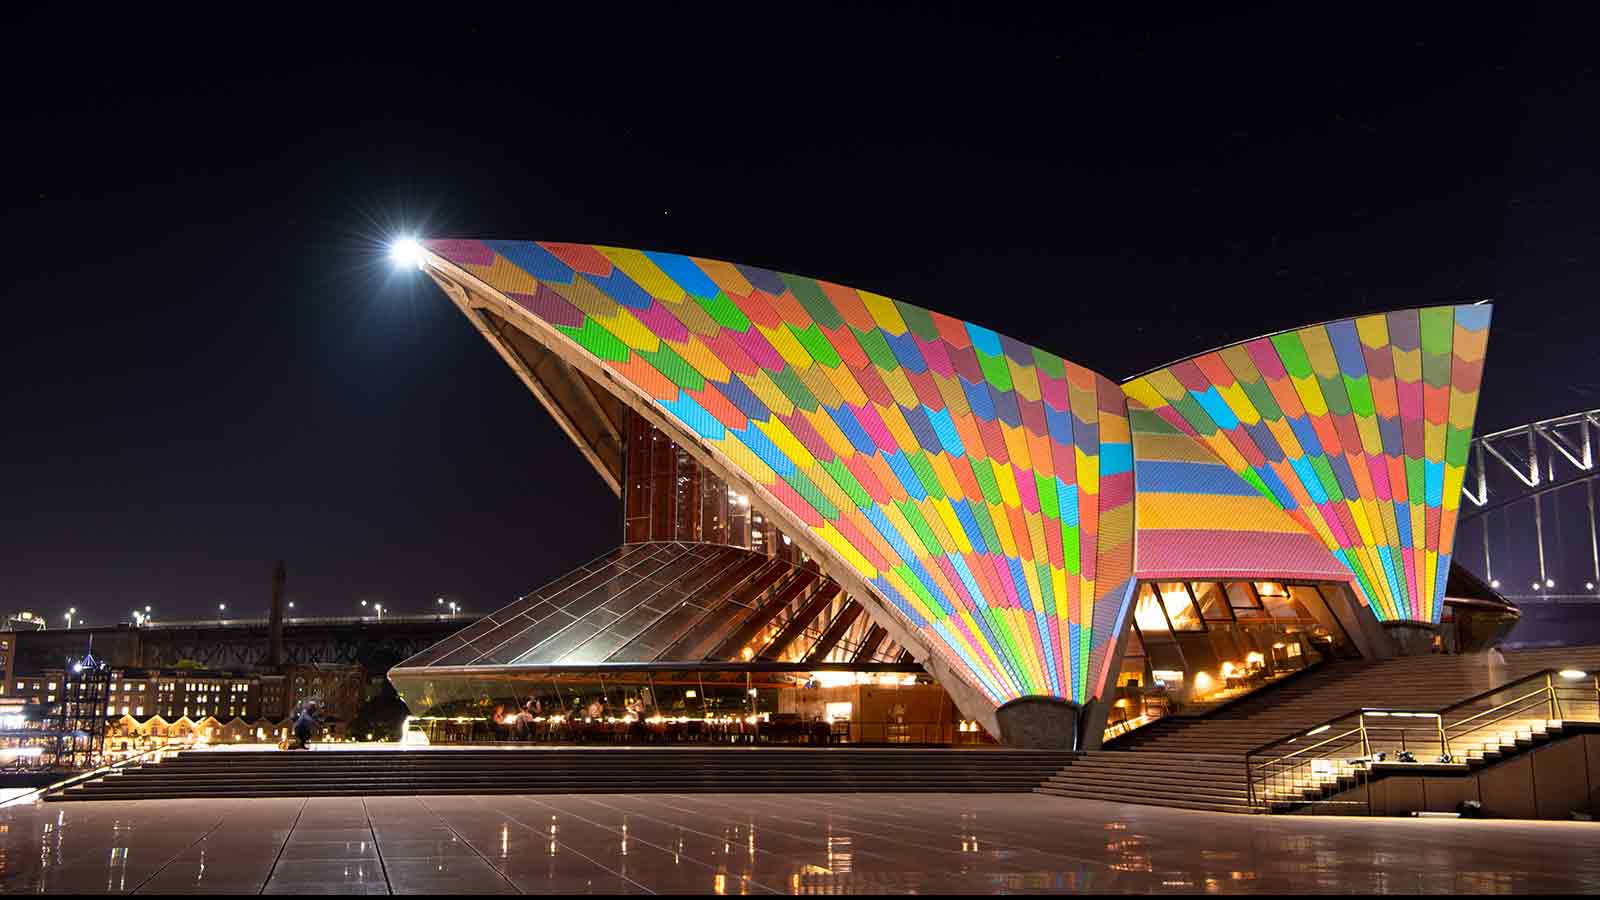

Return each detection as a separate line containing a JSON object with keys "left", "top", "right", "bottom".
{"left": 1459, "top": 409, "right": 1600, "bottom": 602}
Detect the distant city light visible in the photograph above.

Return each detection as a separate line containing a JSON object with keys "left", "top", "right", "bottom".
{"left": 1490, "top": 579, "right": 1500, "bottom": 589}
{"left": 1546, "top": 578, "right": 1556, "bottom": 588}
{"left": 390, "top": 237, "right": 425, "bottom": 270}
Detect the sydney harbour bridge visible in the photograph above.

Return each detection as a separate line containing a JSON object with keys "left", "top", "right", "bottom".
{"left": 1455, "top": 408, "right": 1600, "bottom": 644}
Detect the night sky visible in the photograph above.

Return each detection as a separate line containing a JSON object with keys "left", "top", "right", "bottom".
{"left": 3, "top": 5, "right": 1596, "bottom": 625}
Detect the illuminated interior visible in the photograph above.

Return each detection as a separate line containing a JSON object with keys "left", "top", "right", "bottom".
{"left": 390, "top": 417, "right": 993, "bottom": 746}
{"left": 1103, "top": 579, "right": 1359, "bottom": 741}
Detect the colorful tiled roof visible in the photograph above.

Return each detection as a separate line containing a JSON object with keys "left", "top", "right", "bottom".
{"left": 424, "top": 239, "right": 1136, "bottom": 706}
{"left": 1123, "top": 305, "right": 1491, "bottom": 624}
{"left": 1128, "top": 401, "right": 1351, "bottom": 582}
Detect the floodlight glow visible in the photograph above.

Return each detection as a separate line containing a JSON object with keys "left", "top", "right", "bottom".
{"left": 390, "top": 237, "right": 425, "bottom": 270}
{"left": 1560, "top": 669, "right": 1588, "bottom": 680}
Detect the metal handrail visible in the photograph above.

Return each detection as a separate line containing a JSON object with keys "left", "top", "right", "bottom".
{"left": 0, "top": 744, "right": 172, "bottom": 808}
{"left": 1246, "top": 668, "right": 1566, "bottom": 763}
{"left": 1245, "top": 668, "right": 1590, "bottom": 812}
{"left": 1442, "top": 684, "right": 1554, "bottom": 733}
{"left": 1245, "top": 710, "right": 1450, "bottom": 810}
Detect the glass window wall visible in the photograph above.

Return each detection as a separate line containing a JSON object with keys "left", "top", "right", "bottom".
{"left": 1105, "top": 579, "right": 1361, "bottom": 744}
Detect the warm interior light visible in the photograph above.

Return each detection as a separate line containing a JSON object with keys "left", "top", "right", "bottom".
{"left": 1220, "top": 661, "right": 1235, "bottom": 678}
{"left": 1192, "top": 671, "right": 1213, "bottom": 694}
{"left": 1245, "top": 651, "right": 1265, "bottom": 667}
{"left": 812, "top": 671, "right": 857, "bottom": 688}
{"left": 390, "top": 237, "right": 425, "bottom": 270}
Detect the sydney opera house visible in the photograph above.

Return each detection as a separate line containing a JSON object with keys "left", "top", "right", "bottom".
{"left": 388, "top": 239, "right": 1500, "bottom": 750}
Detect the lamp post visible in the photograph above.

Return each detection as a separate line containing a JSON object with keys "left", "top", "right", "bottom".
{"left": 65, "top": 607, "right": 75, "bottom": 630}
{"left": 375, "top": 603, "right": 384, "bottom": 622}
{"left": 218, "top": 603, "right": 226, "bottom": 623}
{"left": 449, "top": 601, "right": 459, "bottom": 619}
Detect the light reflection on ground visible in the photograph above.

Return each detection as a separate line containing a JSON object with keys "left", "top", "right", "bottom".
{"left": 0, "top": 792, "right": 1597, "bottom": 893}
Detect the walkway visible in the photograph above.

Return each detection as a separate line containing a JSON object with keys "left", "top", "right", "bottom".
{"left": 3, "top": 791, "right": 1599, "bottom": 893}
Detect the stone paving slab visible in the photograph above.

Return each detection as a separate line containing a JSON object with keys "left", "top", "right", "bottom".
{"left": 2, "top": 792, "right": 1599, "bottom": 893}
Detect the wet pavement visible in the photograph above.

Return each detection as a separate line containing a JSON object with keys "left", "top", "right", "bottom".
{"left": 2, "top": 792, "right": 1598, "bottom": 893}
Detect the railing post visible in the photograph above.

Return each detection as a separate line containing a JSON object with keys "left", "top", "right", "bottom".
{"left": 1548, "top": 672, "right": 1560, "bottom": 721}
{"left": 1246, "top": 756, "right": 1256, "bottom": 811}
{"left": 1359, "top": 716, "right": 1370, "bottom": 760}
{"left": 1437, "top": 715, "right": 1449, "bottom": 762}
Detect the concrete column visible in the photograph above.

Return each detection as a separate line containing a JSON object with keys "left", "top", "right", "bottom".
{"left": 1078, "top": 614, "right": 1137, "bottom": 750}
{"left": 1321, "top": 582, "right": 1389, "bottom": 660}
{"left": 995, "top": 696, "right": 1079, "bottom": 749}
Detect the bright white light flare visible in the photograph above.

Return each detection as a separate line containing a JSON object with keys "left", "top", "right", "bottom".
{"left": 391, "top": 237, "right": 425, "bottom": 270}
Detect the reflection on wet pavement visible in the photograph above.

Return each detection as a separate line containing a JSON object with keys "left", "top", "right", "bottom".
{"left": 1, "top": 791, "right": 1598, "bottom": 893}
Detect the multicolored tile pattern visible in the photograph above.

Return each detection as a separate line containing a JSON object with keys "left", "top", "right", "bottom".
{"left": 1128, "top": 400, "right": 1351, "bottom": 582}
{"left": 424, "top": 239, "right": 1135, "bottom": 705}
{"left": 1123, "top": 305, "right": 1492, "bottom": 624}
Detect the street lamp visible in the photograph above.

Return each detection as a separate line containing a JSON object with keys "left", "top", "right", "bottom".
{"left": 449, "top": 601, "right": 459, "bottom": 618}
{"left": 375, "top": 603, "right": 384, "bottom": 622}
{"left": 65, "top": 607, "right": 76, "bottom": 629}
{"left": 218, "top": 603, "right": 226, "bottom": 623}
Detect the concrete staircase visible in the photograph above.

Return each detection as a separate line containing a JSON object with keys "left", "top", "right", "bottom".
{"left": 1036, "top": 751, "right": 1250, "bottom": 813}
{"left": 1258, "top": 716, "right": 1599, "bottom": 811}
{"left": 49, "top": 747, "right": 1077, "bottom": 801}
{"left": 1037, "top": 645, "right": 1600, "bottom": 813}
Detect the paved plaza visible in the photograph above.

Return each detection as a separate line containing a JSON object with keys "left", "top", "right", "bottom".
{"left": 2, "top": 792, "right": 1599, "bottom": 894}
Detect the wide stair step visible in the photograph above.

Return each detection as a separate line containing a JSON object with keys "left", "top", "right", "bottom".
{"left": 50, "top": 748, "right": 1078, "bottom": 801}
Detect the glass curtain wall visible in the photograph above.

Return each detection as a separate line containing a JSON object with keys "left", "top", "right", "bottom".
{"left": 1105, "top": 580, "right": 1359, "bottom": 741}
{"left": 622, "top": 412, "right": 799, "bottom": 564}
